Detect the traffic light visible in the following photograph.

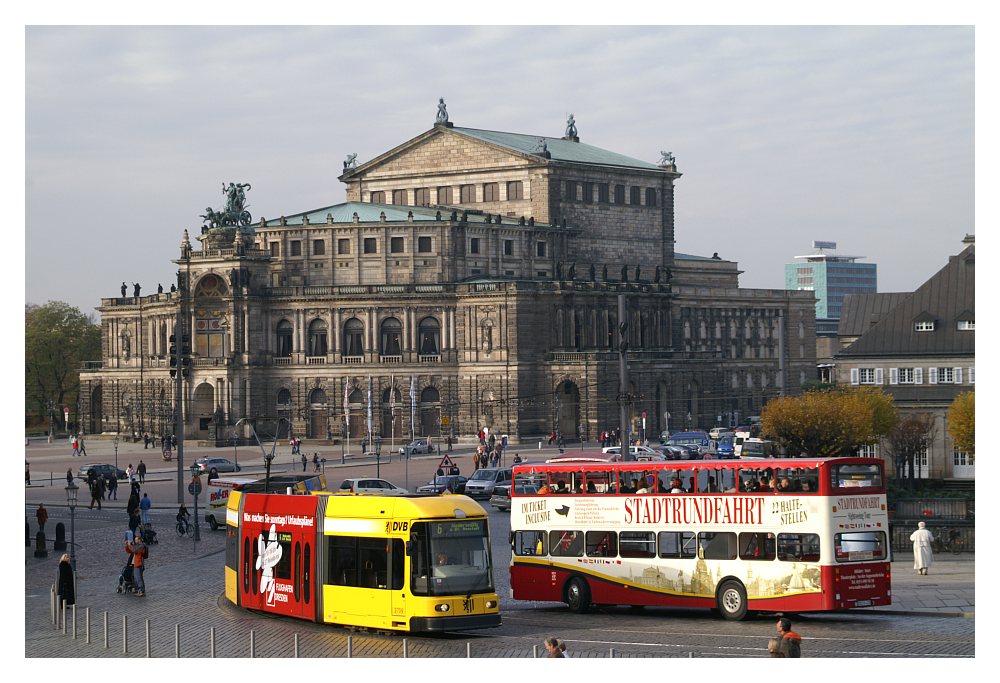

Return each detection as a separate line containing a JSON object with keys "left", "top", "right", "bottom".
{"left": 181, "top": 334, "right": 191, "bottom": 378}
{"left": 169, "top": 334, "right": 178, "bottom": 378}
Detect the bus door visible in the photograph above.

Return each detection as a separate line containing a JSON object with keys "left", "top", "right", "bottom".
{"left": 240, "top": 493, "right": 318, "bottom": 621}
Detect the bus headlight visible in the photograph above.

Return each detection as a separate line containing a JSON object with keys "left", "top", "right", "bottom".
{"left": 485, "top": 600, "right": 497, "bottom": 609}
{"left": 434, "top": 603, "right": 451, "bottom": 612}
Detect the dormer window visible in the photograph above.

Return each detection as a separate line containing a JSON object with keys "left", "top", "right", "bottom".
{"left": 914, "top": 321, "right": 935, "bottom": 332}
{"left": 957, "top": 320, "right": 975, "bottom": 330}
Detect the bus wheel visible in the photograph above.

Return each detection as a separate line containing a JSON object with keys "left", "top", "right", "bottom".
{"left": 717, "top": 580, "right": 748, "bottom": 621}
{"left": 565, "top": 577, "right": 591, "bottom": 614}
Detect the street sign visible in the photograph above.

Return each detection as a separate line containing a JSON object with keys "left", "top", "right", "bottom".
{"left": 63, "top": 406, "right": 70, "bottom": 414}
{"left": 188, "top": 477, "right": 203, "bottom": 496}
{"left": 437, "top": 454, "right": 456, "bottom": 471}
{"left": 441, "top": 416, "right": 450, "bottom": 426}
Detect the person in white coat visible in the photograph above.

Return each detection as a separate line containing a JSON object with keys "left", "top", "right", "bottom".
{"left": 910, "top": 521, "right": 934, "bottom": 575}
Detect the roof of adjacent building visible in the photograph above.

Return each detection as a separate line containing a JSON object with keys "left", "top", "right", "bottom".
{"left": 837, "top": 292, "right": 911, "bottom": 337}
{"left": 837, "top": 243, "right": 975, "bottom": 357}
{"left": 451, "top": 126, "right": 664, "bottom": 171}
{"left": 260, "top": 202, "right": 555, "bottom": 228}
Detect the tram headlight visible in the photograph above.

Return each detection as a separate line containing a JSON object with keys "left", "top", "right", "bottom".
{"left": 485, "top": 599, "right": 497, "bottom": 609}
{"left": 435, "top": 603, "right": 451, "bottom": 612}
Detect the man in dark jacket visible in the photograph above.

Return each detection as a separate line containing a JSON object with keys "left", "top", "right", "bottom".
{"left": 775, "top": 617, "right": 802, "bottom": 657}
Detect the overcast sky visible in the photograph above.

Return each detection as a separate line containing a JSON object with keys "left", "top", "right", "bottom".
{"left": 24, "top": 25, "right": 975, "bottom": 315}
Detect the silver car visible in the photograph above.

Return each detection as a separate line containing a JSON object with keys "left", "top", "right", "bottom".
{"left": 193, "top": 457, "right": 242, "bottom": 477}
{"left": 463, "top": 468, "right": 513, "bottom": 499}
{"left": 338, "top": 478, "right": 409, "bottom": 495}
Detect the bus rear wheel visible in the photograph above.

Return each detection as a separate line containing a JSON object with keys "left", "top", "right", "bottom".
{"left": 565, "top": 577, "right": 591, "bottom": 614}
{"left": 717, "top": 580, "right": 748, "bottom": 621}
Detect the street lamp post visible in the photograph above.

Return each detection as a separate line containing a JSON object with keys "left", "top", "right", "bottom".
{"left": 113, "top": 435, "right": 120, "bottom": 470}
{"left": 231, "top": 432, "right": 239, "bottom": 468}
{"left": 189, "top": 463, "right": 201, "bottom": 542}
{"left": 65, "top": 481, "right": 78, "bottom": 573}
{"left": 47, "top": 399, "right": 55, "bottom": 443}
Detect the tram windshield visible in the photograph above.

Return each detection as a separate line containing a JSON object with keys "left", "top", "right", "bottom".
{"left": 410, "top": 520, "right": 494, "bottom": 596}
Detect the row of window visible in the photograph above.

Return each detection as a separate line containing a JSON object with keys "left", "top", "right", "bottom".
{"left": 562, "top": 181, "right": 658, "bottom": 207}
{"left": 914, "top": 320, "right": 974, "bottom": 331}
{"left": 276, "top": 316, "right": 443, "bottom": 357}
{"left": 269, "top": 235, "right": 549, "bottom": 259}
{"left": 370, "top": 182, "right": 525, "bottom": 207}
{"left": 851, "top": 367, "right": 975, "bottom": 386}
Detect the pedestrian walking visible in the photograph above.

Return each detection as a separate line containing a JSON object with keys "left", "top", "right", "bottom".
{"left": 774, "top": 617, "right": 802, "bottom": 657}
{"left": 137, "top": 460, "right": 147, "bottom": 484}
{"left": 127, "top": 493, "right": 141, "bottom": 536}
{"left": 66, "top": 468, "right": 73, "bottom": 486}
{"left": 301, "top": 453, "right": 307, "bottom": 472}
{"left": 108, "top": 473, "right": 118, "bottom": 500}
{"left": 126, "top": 464, "right": 134, "bottom": 485}
{"left": 126, "top": 532, "right": 147, "bottom": 596}
{"left": 312, "top": 453, "right": 320, "bottom": 472}
{"left": 25, "top": 461, "right": 30, "bottom": 485}
{"left": 98, "top": 474, "right": 107, "bottom": 500}
{"left": 910, "top": 521, "right": 935, "bottom": 575}
{"left": 139, "top": 493, "right": 152, "bottom": 525}
{"left": 57, "top": 553, "right": 75, "bottom": 606}
{"left": 78, "top": 434, "right": 87, "bottom": 456}
{"left": 71, "top": 434, "right": 80, "bottom": 456}
{"left": 88, "top": 478, "right": 102, "bottom": 510}
{"left": 544, "top": 637, "right": 565, "bottom": 658}
{"left": 36, "top": 503, "right": 48, "bottom": 532}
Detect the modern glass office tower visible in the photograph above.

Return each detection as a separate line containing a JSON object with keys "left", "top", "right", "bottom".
{"left": 786, "top": 243, "right": 877, "bottom": 335}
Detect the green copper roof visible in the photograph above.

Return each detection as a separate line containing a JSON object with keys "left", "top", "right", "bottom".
{"left": 262, "top": 202, "right": 555, "bottom": 228}
{"left": 452, "top": 126, "right": 663, "bottom": 171}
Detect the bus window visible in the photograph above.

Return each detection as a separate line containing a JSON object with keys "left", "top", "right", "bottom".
{"left": 834, "top": 532, "right": 887, "bottom": 562}
{"left": 620, "top": 471, "right": 644, "bottom": 493}
{"left": 698, "top": 532, "right": 737, "bottom": 560}
{"left": 550, "top": 530, "right": 584, "bottom": 557}
{"left": 586, "top": 531, "right": 617, "bottom": 557}
{"left": 585, "top": 470, "right": 613, "bottom": 494}
{"left": 777, "top": 533, "right": 821, "bottom": 562}
{"left": 831, "top": 463, "right": 883, "bottom": 491}
{"left": 658, "top": 531, "right": 696, "bottom": 558}
{"left": 514, "top": 470, "right": 545, "bottom": 490}
{"left": 513, "top": 530, "right": 546, "bottom": 556}
{"left": 739, "top": 469, "right": 759, "bottom": 492}
{"left": 697, "top": 469, "right": 720, "bottom": 493}
{"left": 619, "top": 531, "right": 656, "bottom": 558}
{"left": 738, "top": 532, "right": 776, "bottom": 561}
{"left": 549, "top": 470, "right": 581, "bottom": 494}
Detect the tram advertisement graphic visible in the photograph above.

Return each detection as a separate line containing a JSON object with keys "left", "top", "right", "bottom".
{"left": 256, "top": 524, "right": 283, "bottom": 606}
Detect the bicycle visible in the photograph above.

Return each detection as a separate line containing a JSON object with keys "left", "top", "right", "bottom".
{"left": 176, "top": 518, "right": 191, "bottom": 537}
{"left": 935, "top": 528, "right": 964, "bottom": 554}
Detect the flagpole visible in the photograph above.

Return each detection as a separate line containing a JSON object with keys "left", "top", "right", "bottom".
{"left": 344, "top": 381, "right": 350, "bottom": 458}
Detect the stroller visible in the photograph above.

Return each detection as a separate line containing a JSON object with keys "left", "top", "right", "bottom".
{"left": 141, "top": 522, "right": 158, "bottom": 545}
{"left": 116, "top": 562, "right": 136, "bottom": 594}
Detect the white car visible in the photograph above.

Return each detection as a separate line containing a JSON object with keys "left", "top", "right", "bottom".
{"left": 337, "top": 478, "right": 409, "bottom": 495}
{"left": 601, "top": 445, "right": 666, "bottom": 461}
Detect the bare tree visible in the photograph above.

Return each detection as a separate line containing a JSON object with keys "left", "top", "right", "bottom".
{"left": 884, "top": 413, "right": 935, "bottom": 490}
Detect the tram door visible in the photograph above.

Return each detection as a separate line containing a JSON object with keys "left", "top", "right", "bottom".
{"left": 239, "top": 494, "right": 318, "bottom": 621}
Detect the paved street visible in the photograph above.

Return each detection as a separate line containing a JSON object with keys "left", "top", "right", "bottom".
{"left": 25, "top": 437, "right": 975, "bottom": 659}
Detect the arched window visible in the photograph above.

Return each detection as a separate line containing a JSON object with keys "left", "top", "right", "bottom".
{"left": 343, "top": 318, "right": 364, "bottom": 357}
{"left": 277, "top": 389, "right": 292, "bottom": 408}
{"left": 308, "top": 319, "right": 328, "bottom": 356}
{"left": 380, "top": 317, "right": 402, "bottom": 356}
{"left": 421, "top": 386, "right": 440, "bottom": 403}
{"left": 417, "top": 317, "right": 440, "bottom": 355}
{"left": 276, "top": 320, "right": 293, "bottom": 357}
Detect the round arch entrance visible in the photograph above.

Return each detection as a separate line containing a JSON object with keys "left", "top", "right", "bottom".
{"left": 192, "top": 382, "right": 215, "bottom": 438}
{"left": 556, "top": 380, "right": 581, "bottom": 439}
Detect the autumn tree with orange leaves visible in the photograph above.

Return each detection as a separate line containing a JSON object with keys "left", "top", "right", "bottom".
{"left": 761, "top": 387, "right": 898, "bottom": 457}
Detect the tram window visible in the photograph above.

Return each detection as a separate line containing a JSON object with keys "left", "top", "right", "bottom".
{"left": 226, "top": 527, "right": 238, "bottom": 570}
{"left": 358, "top": 538, "right": 390, "bottom": 589}
{"left": 658, "top": 531, "right": 696, "bottom": 558}
{"left": 778, "top": 533, "right": 821, "bottom": 562}
{"left": 303, "top": 544, "right": 311, "bottom": 603}
{"left": 251, "top": 536, "right": 259, "bottom": 594}
{"left": 738, "top": 532, "right": 776, "bottom": 561}
{"left": 329, "top": 536, "right": 358, "bottom": 587}
{"left": 390, "top": 539, "right": 404, "bottom": 590}
{"left": 698, "top": 532, "right": 737, "bottom": 560}
{"left": 619, "top": 531, "right": 656, "bottom": 558}
{"left": 513, "top": 530, "right": 547, "bottom": 556}
{"left": 243, "top": 536, "right": 251, "bottom": 593}
{"left": 586, "top": 531, "right": 618, "bottom": 557}
{"left": 274, "top": 535, "right": 292, "bottom": 580}
{"left": 293, "top": 542, "right": 301, "bottom": 601}
{"left": 550, "top": 530, "right": 584, "bottom": 557}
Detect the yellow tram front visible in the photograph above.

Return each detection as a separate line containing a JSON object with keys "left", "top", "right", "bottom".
{"left": 225, "top": 489, "right": 501, "bottom": 632}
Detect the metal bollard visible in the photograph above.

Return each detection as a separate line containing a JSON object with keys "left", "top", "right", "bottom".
{"left": 123, "top": 614, "right": 128, "bottom": 654}
{"left": 250, "top": 629, "right": 255, "bottom": 658}
{"left": 533, "top": 644, "right": 538, "bottom": 658}
{"left": 72, "top": 604, "right": 77, "bottom": 639}
{"left": 176, "top": 624, "right": 180, "bottom": 657}
{"left": 610, "top": 647, "right": 615, "bottom": 658}
{"left": 104, "top": 611, "right": 109, "bottom": 649}
{"left": 61, "top": 600, "right": 66, "bottom": 634}
{"left": 50, "top": 586, "right": 55, "bottom": 626}
{"left": 146, "top": 619, "right": 151, "bottom": 657}
{"left": 403, "top": 638, "right": 408, "bottom": 658}
{"left": 86, "top": 607, "right": 90, "bottom": 644}
{"left": 294, "top": 633, "right": 299, "bottom": 658}
{"left": 467, "top": 642, "right": 471, "bottom": 658}
{"left": 347, "top": 635, "right": 352, "bottom": 658}
{"left": 689, "top": 651, "right": 694, "bottom": 658}
{"left": 210, "top": 626, "right": 216, "bottom": 658}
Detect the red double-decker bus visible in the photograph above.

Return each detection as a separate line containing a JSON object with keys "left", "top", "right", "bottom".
{"left": 508, "top": 455, "right": 890, "bottom": 620}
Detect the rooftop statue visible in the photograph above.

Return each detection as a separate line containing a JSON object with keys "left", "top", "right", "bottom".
{"left": 565, "top": 113, "right": 577, "bottom": 138}
{"left": 436, "top": 98, "right": 449, "bottom": 124}
{"left": 659, "top": 150, "right": 675, "bottom": 166}
{"left": 344, "top": 153, "right": 357, "bottom": 170}
{"left": 201, "top": 182, "right": 253, "bottom": 229}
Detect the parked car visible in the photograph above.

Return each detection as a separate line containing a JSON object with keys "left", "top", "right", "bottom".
{"left": 415, "top": 475, "right": 468, "bottom": 494}
{"left": 338, "top": 478, "right": 409, "bottom": 495}
{"left": 601, "top": 445, "right": 666, "bottom": 461}
{"left": 708, "top": 438, "right": 736, "bottom": 458}
{"left": 78, "top": 463, "right": 126, "bottom": 481}
{"left": 463, "top": 467, "right": 513, "bottom": 499}
{"left": 399, "top": 438, "right": 435, "bottom": 456}
{"left": 193, "top": 457, "right": 242, "bottom": 478}
{"left": 489, "top": 484, "right": 539, "bottom": 511}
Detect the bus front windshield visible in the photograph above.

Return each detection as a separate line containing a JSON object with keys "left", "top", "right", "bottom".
{"left": 410, "top": 520, "right": 494, "bottom": 596}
